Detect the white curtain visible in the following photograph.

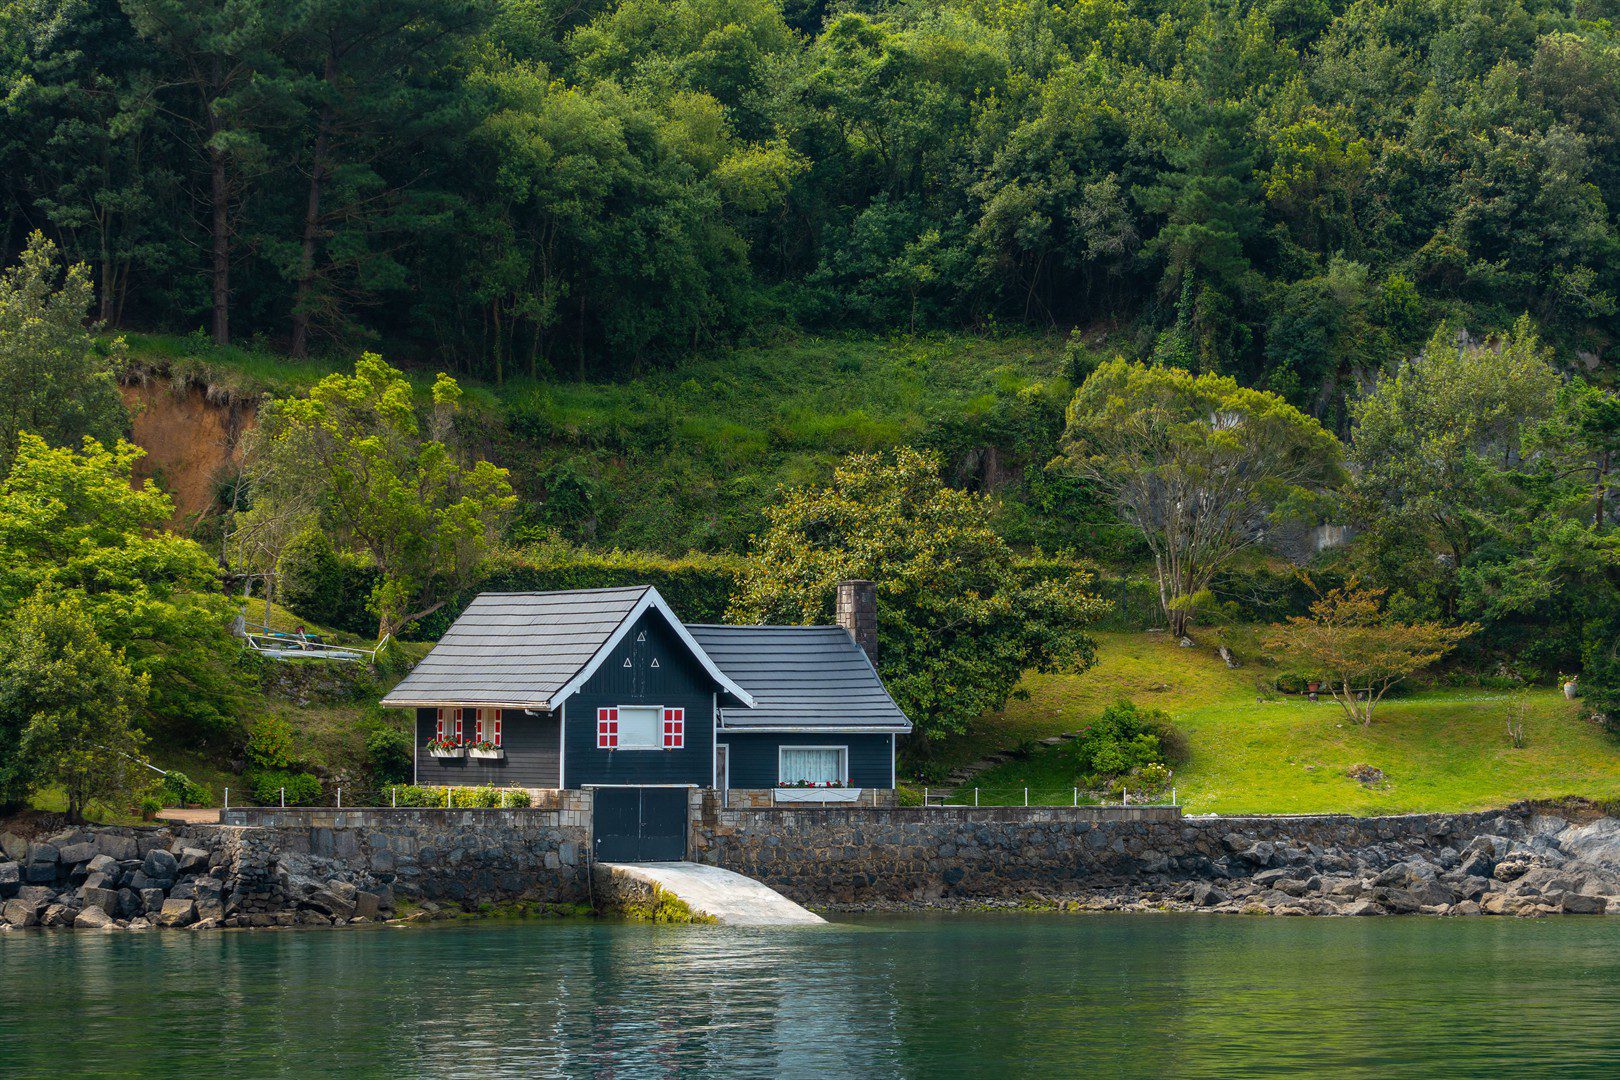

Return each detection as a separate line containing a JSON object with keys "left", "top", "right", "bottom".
{"left": 780, "top": 747, "right": 843, "bottom": 785}
{"left": 617, "top": 705, "right": 661, "bottom": 749}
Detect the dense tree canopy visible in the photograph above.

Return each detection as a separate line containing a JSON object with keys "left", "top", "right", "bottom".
{"left": 2, "top": 0, "right": 1616, "bottom": 391}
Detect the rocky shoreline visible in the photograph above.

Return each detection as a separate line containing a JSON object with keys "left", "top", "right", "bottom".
{"left": 822, "top": 805, "right": 1620, "bottom": 917}
{"left": 0, "top": 824, "right": 396, "bottom": 931}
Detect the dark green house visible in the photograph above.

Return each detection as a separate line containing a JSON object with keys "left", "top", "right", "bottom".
{"left": 380, "top": 582, "right": 910, "bottom": 799}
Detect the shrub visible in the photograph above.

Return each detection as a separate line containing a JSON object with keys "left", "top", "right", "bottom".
{"left": 246, "top": 769, "right": 322, "bottom": 806}
{"left": 363, "top": 723, "right": 412, "bottom": 784}
{"left": 1072, "top": 700, "right": 1180, "bottom": 783}
{"left": 244, "top": 717, "right": 296, "bottom": 772}
{"left": 158, "top": 770, "right": 209, "bottom": 807}
{"left": 449, "top": 785, "right": 500, "bottom": 808}
{"left": 505, "top": 789, "right": 532, "bottom": 808}
{"left": 895, "top": 785, "right": 924, "bottom": 807}
{"left": 138, "top": 795, "right": 162, "bottom": 820}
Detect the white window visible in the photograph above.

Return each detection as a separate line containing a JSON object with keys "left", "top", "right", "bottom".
{"left": 614, "top": 705, "right": 663, "bottom": 750}
{"left": 779, "top": 746, "right": 847, "bottom": 786}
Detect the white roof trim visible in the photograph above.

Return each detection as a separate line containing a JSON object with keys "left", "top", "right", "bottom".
{"left": 716, "top": 724, "right": 910, "bottom": 734}
{"left": 378, "top": 697, "right": 554, "bottom": 710}
{"left": 550, "top": 587, "right": 756, "bottom": 710}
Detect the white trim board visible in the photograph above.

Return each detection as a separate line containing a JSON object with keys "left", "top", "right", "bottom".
{"left": 550, "top": 588, "right": 756, "bottom": 710}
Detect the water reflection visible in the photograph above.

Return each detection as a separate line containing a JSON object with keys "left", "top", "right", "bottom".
{"left": 4, "top": 914, "right": 1620, "bottom": 1078}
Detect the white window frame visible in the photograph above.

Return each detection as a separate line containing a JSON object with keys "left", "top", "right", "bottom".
{"left": 614, "top": 704, "right": 664, "bottom": 750}
{"left": 777, "top": 745, "right": 849, "bottom": 786}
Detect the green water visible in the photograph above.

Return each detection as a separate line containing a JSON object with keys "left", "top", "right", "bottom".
{"left": 3, "top": 913, "right": 1619, "bottom": 1078}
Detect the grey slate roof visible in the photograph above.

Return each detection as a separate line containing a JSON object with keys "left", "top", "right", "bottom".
{"left": 686, "top": 624, "right": 912, "bottom": 733}
{"left": 380, "top": 586, "right": 651, "bottom": 709}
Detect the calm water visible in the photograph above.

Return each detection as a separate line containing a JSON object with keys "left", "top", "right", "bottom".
{"left": 4, "top": 913, "right": 1620, "bottom": 1078}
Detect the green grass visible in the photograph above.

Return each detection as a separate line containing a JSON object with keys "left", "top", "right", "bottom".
{"left": 953, "top": 630, "right": 1620, "bottom": 815}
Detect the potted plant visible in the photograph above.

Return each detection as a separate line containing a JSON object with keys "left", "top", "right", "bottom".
{"left": 427, "top": 737, "right": 464, "bottom": 759}
{"left": 468, "top": 740, "right": 504, "bottom": 760}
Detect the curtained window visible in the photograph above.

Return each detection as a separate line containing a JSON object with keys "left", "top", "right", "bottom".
{"left": 779, "top": 746, "right": 847, "bottom": 786}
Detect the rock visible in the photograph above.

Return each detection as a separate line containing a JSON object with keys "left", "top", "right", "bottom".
{"left": 190, "top": 918, "right": 221, "bottom": 932}
{"left": 155, "top": 898, "right": 196, "bottom": 928}
{"left": 42, "top": 903, "right": 75, "bottom": 927}
{"left": 140, "top": 888, "right": 166, "bottom": 914}
{"left": 2, "top": 899, "right": 41, "bottom": 927}
{"left": 353, "top": 891, "right": 382, "bottom": 920}
{"left": 94, "top": 833, "right": 138, "bottom": 862}
{"left": 85, "top": 854, "right": 119, "bottom": 879}
{"left": 57, "top": 842, "right": 96, "bottom": 866}
{"left": 1237, "top": 842, "right": 1277, "bottom": 867}
{"left": 1340, "top": 900, "right": 1382, "bottom": 916}
{"left": 327, "top": 880, "right": 359, "bottom": 903}
{"left": 1190, "top": 882, "right": 1228, "bottom": 907}
{"left": 0, "top": 832, "right": 27, "bottom": 861}
{"left": 126, "top": 917, "right": 152, "bottom": 931}
{"left": 1493, "top": 857, "right": 1532, "bottom": 882}
{"left": 306, "top": 889, "right": 356, "bottom": 921}
{"left": 117, "top": 888, "right": 142, "bottom": 919}
{"left": 74, "top": 906, "right": 115, "bottom": 929}
{"left": 0, "top": 861, "right": 18, "bottom": 897}
{"left": 141, "top": 849, "right": 179, "bottom": 880}
{"left": 1562, "top": 893, "right": 1607, "bottom": 915}
{"left": 1252, "top": 868, "right": 1292, "bottom": 887}
{"left": 177, "top": 848, "right": 210, "bottom": 874}
{"left": 1374, "top": 887, "right": 1423, "bottom": 914}
{"left": 170, "top": 881, "right": 196, "bottom": 901}
{"left": 82, "top": 871, "right": 115, "bottom": 892}
{"left": 26, "top": 842, "right": 59, "bottom": 868}
{"left": 79, "top": 886, "right": 119, "bottom": 916}
{"left": 1450, "top": 900, "right": 1482, "bottom": 916}
{"left": 1557, "top": 818, "right": 1620, "bottom": 869}
{"left": 16, "top": 885, "right": 55, "bottom": 905}
{"left": 195, "top": 898, "right": 224, "bottom": 923}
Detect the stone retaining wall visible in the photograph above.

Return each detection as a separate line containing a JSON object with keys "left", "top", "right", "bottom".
{"left": 688, "top": 804, "right": 1512, "bottom": 905}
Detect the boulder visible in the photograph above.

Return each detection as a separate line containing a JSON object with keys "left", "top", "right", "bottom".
{"left": 22, "top": 862, "right": 58, "bottom": 884}
{"left": 1252, "top": 868, "right": 1292, "bottom": 887}
{"left": 79, "top": 886, "right": 119, "bottom": 916}
{"left": 94, "top": 833, "right": 138, "bottom": 862}
{"left": 25, "top": 842, "right": 59, "bottom": 868}
{"left": 177, "top": 848, "right": 210, "bottom": 874}
{"left": 1340, "top": 899, "right": 1382, "bottom": 916}
{"left": 0, "top": 832, "right": 27, "bottom": 861}
{"left": 116, "top": 888, "right": 142, "bottom": 919}
{"left": 1561, "top": 893, "right": 1608, "bottom": 915}
{"left": 42, "top": 903, "right": 77, "bottom": 927}
{"left": 83, "top": 871, "right": 116, "bottom": 892}
{"left": 141, "top": 848, "right": 179, "bottom": 880}
{"left": 1374, "top": 887, "right": 1423, "bottom": 914}
{"left": 85, "top": 854, "right": 119, "bottom": 879}
{"left": 154, "top": 898, "right": 196, "bottom": 928}
{"left": 1189, "top": 882, "right": 1229, "bottom": 908}
{"left": 305, "top": 889, "right": 356, "bottom": 921}
{"left": 0, "top": 861, "right": 18, "bottom": 897}
{"left": 74, "top": 906, "right": 115, "bottom": 929}
{"left": 353, "top": 891, "right": 382, "bottom": 920}
{"left": 195, "top": 898, "right": 224, "bottom": 924}
{"left": 16, "top": 885, "right": 55, "bottom": 905}
{"left": 57, "top": 842, "right": 96, "bottom": 867}
{"left": 170, "top": 881, "right": 196, "bottom": 901}
{"left": 2, "top": 899, "right": 41, "bottom": 927}
{"left": 139, "top": 888, "right": 167, "bottom": 915}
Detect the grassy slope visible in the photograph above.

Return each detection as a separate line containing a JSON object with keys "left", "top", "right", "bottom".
{"left": 957, "top": 631, "right": 1620, "bottom": 814}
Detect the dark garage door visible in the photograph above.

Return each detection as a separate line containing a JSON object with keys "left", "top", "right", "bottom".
{"left": 593, "top": 787, "right": 689, "bottom": 863}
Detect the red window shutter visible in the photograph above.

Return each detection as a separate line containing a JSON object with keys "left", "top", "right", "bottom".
{"left": 597, "top": 707, "right": 618, "bottom": 749}
{"left": 493, "top": 714, "right": 502, "bottom": 748}
{"left": 435, "top": 709, "right": 445, "bottom": 740}
{"left": 663, "top": 708, "right": 684, "bottom": 749}
{"left": 454, "top": 712, "right": 464, "bottom": 743}
{"left": 475, "top": 711, "right": 485, "bottom": 744}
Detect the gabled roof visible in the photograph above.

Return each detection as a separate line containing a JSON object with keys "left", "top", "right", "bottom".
{"left": 380, "top": 587, "right": 753, "bottom": 711}
{"left": 687, "top": 624, "right": 912, "bottom": 733}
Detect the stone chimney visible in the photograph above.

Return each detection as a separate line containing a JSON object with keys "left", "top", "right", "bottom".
{"left": 835, "top": 580, "right": 878, "bottom": 662}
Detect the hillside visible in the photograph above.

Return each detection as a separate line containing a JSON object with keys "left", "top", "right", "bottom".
{"left": 955, "top": 632, "right": 1620, "bottom": 815}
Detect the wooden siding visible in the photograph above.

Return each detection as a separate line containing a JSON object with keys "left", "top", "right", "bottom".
{"left": 414, "top": 707, "right": 560, "bottom": 788}
{"left": 563, "top": 611, "right": 718, "bottom": 788}
{"left": 718, "top": 732, "right": 894, "bottom": 789}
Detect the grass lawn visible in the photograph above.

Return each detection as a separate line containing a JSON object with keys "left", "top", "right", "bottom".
{"left": 953, "top": 630, "right": 1620, "bottom": 815}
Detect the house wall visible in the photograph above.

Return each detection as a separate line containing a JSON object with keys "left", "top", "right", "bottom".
{"left": 563, "top": 611, "right": 718, "bottom": 788}
{"left": 415, "top": 708, "right": 560, "bottom": 788}
{"left": 718, "top": 733, "right": 894, "bottom": 788}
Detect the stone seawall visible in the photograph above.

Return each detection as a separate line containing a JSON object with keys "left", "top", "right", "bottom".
{"left": 689, "top": 803, "right": 1620, "bottom": 915}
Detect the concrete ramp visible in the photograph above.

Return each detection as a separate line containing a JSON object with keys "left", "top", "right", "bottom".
{"left": 595, "top": 861, "right": 825, "bottom": 926}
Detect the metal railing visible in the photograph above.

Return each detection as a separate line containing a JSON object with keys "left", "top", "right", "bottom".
{"left": 920, "top": 786, "right": 1179, "bottom": 808}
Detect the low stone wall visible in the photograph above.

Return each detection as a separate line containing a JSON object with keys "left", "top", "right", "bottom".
{"left": 688, "top": 804, "right": 1512, "bottom": 905}
{"left": 715, "top": 788, "right": 899, "bottom": 809}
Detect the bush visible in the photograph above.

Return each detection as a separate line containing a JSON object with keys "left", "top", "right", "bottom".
{"left": 158, "top": 770, "right": 209, "bottom": 807}
{"left": 895, "top": 784, "right": 924, "bottom": 807}
{"left": 385, "top": 784, "right": 446, "bottom": 807}
{"left": 1072, "top": 700, "right": 1181, "bottom": 783}
{"left": 138, "top": 795, "right": 162, "bottom": 820}
{"left": 246, "top": 769, "right": 322, "bottom": 806}
{"left": 449, "top": 785, "right": 500, "bottom": 808}
{"left": 505, "top": 788, "right": 532, "bottom": 808}
{"left": 279, "top": 530, "right": 380, "bottom": 638}
{"left": 363, "top": 723, "right": 412, "bottom": 785}
{"left": 244, "top": 716, "right": 296, "bottom": 772}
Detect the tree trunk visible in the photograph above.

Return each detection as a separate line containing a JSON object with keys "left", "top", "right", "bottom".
{"left": 209, "top": 143, "right": 231, "bottom": 346}
{"left": 289, "top": 117, "right": 330, "bottom": 358}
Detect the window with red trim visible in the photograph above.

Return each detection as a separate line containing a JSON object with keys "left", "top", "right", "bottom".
{"left": 475, "top": 708, "right": 501, "bottom": 747}
{"left": 597, "top": 707, "right": 619, "bottom": 749}
{"left": 662, "top": 708, "right": 685, "bottom": 749}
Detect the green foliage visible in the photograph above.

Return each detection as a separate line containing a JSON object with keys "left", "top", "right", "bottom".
{"left": 0, "top": 232, "right": 128, "bottom": 471}
{"left": 0, "top": 591, "right": 149, "bottom": 820}
{"left": 247, "top": 770, "right": 322, "bottom": 806}
{"left": 1058, "top": 359, "right": 1343, "bottom": 636}
{"left": 0, "top": 434, "right": 240, "bottom": 739}
{"left": 277, "top": 531, "right": 380, "bottom": 638}
{"left": 1071, "top": 701, "right": 1176, "bottom": 784}
{"left": 139, "top": 795, "right": 162, "bottom": 821}
{"left": 362, "top": 722, "right": 412, "bottom": 785}
{"left": 158, "top": 770, "right": 209, "bottom": 807}
{"left": 244, "top": 717, "right": 296, "bottom": 772}
{"left": 245, "top": 354, "right": 517, "bottom": 638}
{"left": 732, "top": 447, "right": 1106, "bottom": 749}
{"left": 505, "top": 788, "right": 532, "bottom": 808}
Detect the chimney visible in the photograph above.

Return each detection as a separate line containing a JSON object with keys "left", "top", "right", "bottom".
{"left": 835, "top": 580, "right": 878, "bottom": 662}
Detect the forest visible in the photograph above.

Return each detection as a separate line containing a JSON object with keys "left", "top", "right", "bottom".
{"left": 3, "top": 0, "right": 1616, "bottom": 421}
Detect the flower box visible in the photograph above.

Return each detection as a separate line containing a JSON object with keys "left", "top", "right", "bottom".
{"left": 774, "top": 787, "right": 863, "bottom": 804}
{"left": 428, "top": 747, "right": 465, "bottom": 759}
{"left": 468, "top": 747, "right": 504, "bottom": 760}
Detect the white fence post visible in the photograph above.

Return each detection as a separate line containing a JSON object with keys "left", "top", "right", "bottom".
{"left": 223, "top": 787, "right": 229, "bottom": 812}
{"left": 974, "top": 787, "right": 979, "bottom": 807}
{"left": 337, "top": 787, "right": 342, "bottom": 809}
{"left": 392, "top": 787, "right": 397, "bottom": 808}
{"left": 1023, "top": 787, "right": 1029, "bottom": 807}
{"left": 1073, "top": 787, "right": 1078, "bottom": 807}
{"left": 280, "top": 786, "right": 286, "bottom": 808}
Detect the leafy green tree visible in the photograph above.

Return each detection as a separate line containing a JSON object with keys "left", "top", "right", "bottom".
{"left": 0, "top": 433, "right": 237, "bottom": 735}
{"left": 730, "top": 447, "right": 1105, "bottom": 755}
{"left": 0, "top": 232, "right": 128, "bottom": 471}
{"left": 1058, "top": 359, "right": 1344, "bottom": 637}
{"left": 0, "top": 590, "right": 150, "bottom": 821}
{"left": 247, "top": 353, "right": 516, "bottom": 638}
{"left": 1348, "top": 318, "right": 1562, "bottom": 612}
